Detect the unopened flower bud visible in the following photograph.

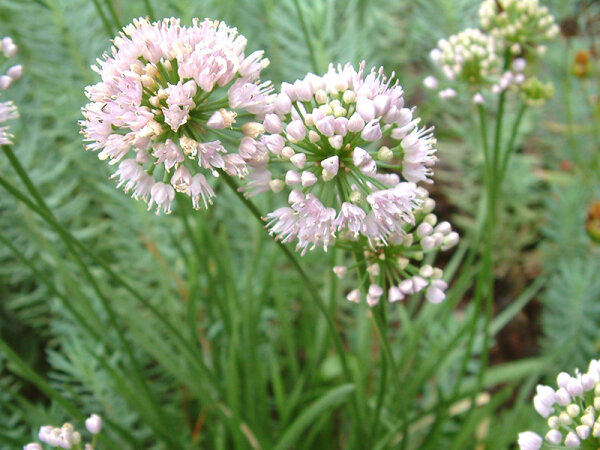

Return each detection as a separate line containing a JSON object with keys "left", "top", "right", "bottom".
{"left": 269, "top": 179, "right": 284, "bottom": 193}
{"left": 564, "top": 431, "right": 581, "bottom": 447}
{"left": 85, "top": 414, "right": 102, "bottom": 434}
{"left": 241, "top": 121, "right": 264, "bottom": 138}
{"left": 545, "top": 429, "right": 561, "bottom": 445}
{"left": 333, "top": 266, "right": 347, "bottom": 278}
{"left": 285, "top": 170, "right": 301, "bottom": 185}
{"left": 347, "top": 289, "right": 360, "bottom": 303}
{"left": 377, "top": 146, "right": 393, "bottom": 161}
{"left": 566, "top": 404, "right": 580, "bottom": 417}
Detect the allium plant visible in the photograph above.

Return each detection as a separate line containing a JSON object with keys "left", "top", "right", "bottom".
{"left": 428, "top": 0, "right": 557, "bottom": 105}
{"left": 0, "top": 36, "right": 21, "bottom": 145}
{"left": 80, "top": 18, "right": 274, "bottom": 214}
{"left": 518, "top": 360, "right": 600, "bottom": 449}
{"left": 24, "top": 414, "right": 102, "bottom": 450}
{"left": 479, "top": 0, "right": 560, "bottom": 56}
{"left": 243, "top": 62, "right": 457, "bottom": 304}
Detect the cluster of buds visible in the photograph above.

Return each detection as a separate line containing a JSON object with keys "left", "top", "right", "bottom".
{"left": 80, "top": 18, "right": 274, "bottom": 214}
{"left": 479, "top": 0, "right": 560, "bottom": 56}
{"left": 426, "top": 0, "right": 557, "bottom": 105}
{"left": 518, "top": 76, "right": 554, "bottom": 106}
{"left": 254, "top": 62, "right": 439, "bottom": 255}
{"left": 335, "top": 190, "right": 458, "bottom": 306}
{"left": 518, "top": 360, "right": 600, "bottom": 449}
{"left": 430, "top": 28, "right": 499, "bottom": 86}
{"left": 24, "top": 414, "right": 102, "bottom": 450}
{"left": 0, "top": 36, "right": 21, "bottom": 145}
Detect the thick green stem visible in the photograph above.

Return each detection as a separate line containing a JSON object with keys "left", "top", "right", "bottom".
{"left": 219, "top": 172, "right": 367, "bottom": 441}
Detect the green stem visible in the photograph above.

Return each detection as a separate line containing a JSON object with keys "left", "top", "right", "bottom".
{"left": 0, "top": 147, "right": 223, "bottom": 395}
{"left": 292, "top": 0, "right": 320, "bottom": 73}
{"left": 143, "top": 0, "right": 156, "bottom": 21}
{"left": 219, "top": 172, "right": 367, "bottom": 442}
{"left": 103, "top": 0, "right": 120, "bottom": 30}
{"left": 498, "top": 103, "right": 527, "bottom": 184}
{"left": 91, "top": 0, "right": 114, "bottom": 37}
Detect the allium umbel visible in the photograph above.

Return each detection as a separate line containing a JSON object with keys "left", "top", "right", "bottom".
{"left": 479, "top": 0, "right": 559, "bottom": 55}
{"left": 26, "top": 414, "right": 102, "bottom": 450}
{"left": 431, "top": 28, "right": 499, "bottom": 85}
{"left": 519, "top": 359, "right": 600, "bottom": 449}
{"left": 255, "top": 62, "right": 440, "bottom": 253}
{"left": 80, "top": 17, "right": 274, "bottom": 213}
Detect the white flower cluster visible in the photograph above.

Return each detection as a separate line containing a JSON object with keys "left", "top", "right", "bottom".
{"left": 81, "top": 18, "right": 274, "bottom": 214}
{"left": 0, "top": 36, "right": 21, "bottom": 145}
{"left": 336, "top": 190, "right": 458, "bottom": 306}
{"left": 427, "top": 0, "right": 558, "bottom": 104}
{"left": 479, "top": 0, "right": 560, "bottom": 55}
{"left": 24, "top": 414, "right": 102, "bottom": 449}
{"left": 518, "top": 359, "right": 600, "bottom": 449}
{"left": 431, "top": 28, "right": 499, "bottom": 85}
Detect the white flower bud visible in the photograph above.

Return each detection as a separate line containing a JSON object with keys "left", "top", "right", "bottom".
{"left": 388, "top": 286, "right": 404, "bottom": 303}
{"left": 342, "top": 90, "right": 356, "bottom": 104}
{"left": 576, "top": 425, "right": 590, "bottom": 440}
{"left": 544, "top": 429, "right": 561, "bottom": 445}
{"left": 314, "top": 89, "right": 328, "bottom": 104}
{"left": 300, "top": 171, "right": 317, "bottom": 187}
{"left": 555, "top": 388, "right": 571, "bottom": 406}
{"left": 566, "top": 378, "right": 584, "bottom": 397}
{"left": 346, "top": 289, "right": 361, "bottom": 303}
{"left": 7, "top": 64, "right": 22, "bottom": 80}
{"left": 547, "top": 415, "right": 559, "bottom": 429}
{"left": 285, "top": 170, "right": 301, "bottom": 185}
{"left": 416, "top": 222, "right": 433, "bottom": 238}
{"left": 84, "top": 414, "right": 102, "bottom": 435}
{"left": 241, "top": 122, "right": 264, "bottom": 138}
{"left": 333, "top": 265, "right": 347, "bottom": 278}
{"left": 328, "top": 135, "right": 343, "bottom": 150}
{"left": 263, "top": 113, "right": 283, "bottom": 134}
{"left": 566, "top": 404, "right": 580, "bottom": 418}
{"left": 559, "top": 411, "right": 572, "bottom": 425}
{"left": 582, "top": 412, "right": 595, "bottom": 427}
{"left": 24, "top": 444, "right": 43, "bottom": 450}
{"left": 269, "top": 179, "right": 284, "bottom": 193}
{"left": 517, "top": 431, "right": 542, "bottom": 450}
{"left": 423, "top": 76, "right": 438, "bottom": 90}
{"left": 422, "top": 198, "right": 436, "bottom": 213}
{"left": 472, "top": 93, "right": 484, "bottom": 104}
{"left": 564, "top": 431, "right": 580, "bottom": 447}
{"left": 281, "top": 146, "right": 295, "bottom": 159}
{"left": 289, "top": 153, "right": 306, "bottom": 169}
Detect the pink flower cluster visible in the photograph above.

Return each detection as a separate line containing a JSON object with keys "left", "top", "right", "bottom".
{"left": 249, "top": 62, "right": 438, "bottom": 251}
{"left": 80, "top": 18, "right": 274, "bottom": 213}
